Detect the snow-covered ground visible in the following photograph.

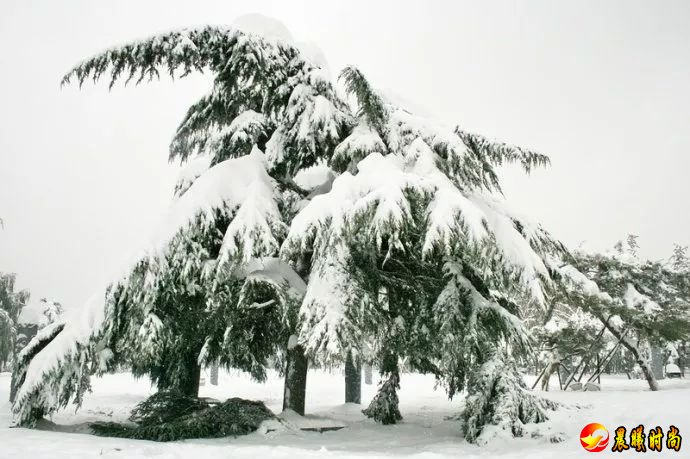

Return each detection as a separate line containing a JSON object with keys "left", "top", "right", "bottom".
{"left": 2, "top": 370, "right": 689, "bottom": 458}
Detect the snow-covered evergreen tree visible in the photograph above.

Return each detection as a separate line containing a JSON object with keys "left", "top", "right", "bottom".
{"left": 461, "top": 349, "right": 557, "bottom": 444}
{"left": 13, "top": 16, "right": 347, "bottom": 424}
{"left": 626, "top": 234, "right": 639, "bottom": 258}
{"left": 670, "top": 243, "right": 689, "bottom": 273}
{"left": 535, "top": 304, "right": 608, "bottom": 374}
{"left": 284, "top": 66, "right": 565, "bottom": 439}
{"left": 558, "top": 244, "right": 690, "bottom": 391}
{"left": 0, "top": 273, "right": 30, "bottom": 372}
{"left": 668, "top": 243, "right": 690, "bottom": 373}
{"left": 14, "top": 16, "right": 567, "bottom": 443}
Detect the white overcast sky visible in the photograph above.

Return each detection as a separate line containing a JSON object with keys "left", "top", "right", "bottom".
{"left": 1, "top": 0, "right": 689, "bottom": 310}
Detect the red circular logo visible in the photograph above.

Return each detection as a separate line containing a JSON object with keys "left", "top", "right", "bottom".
{"left": 580, "top": 423, "right": 610, "bottom": 452}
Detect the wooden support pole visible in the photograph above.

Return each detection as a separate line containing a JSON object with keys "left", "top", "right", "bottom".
{"left": 530, "top": 364, "right": 549, "bottom": 390}
{"left": 563, "top": 325, "right": 607, "bottom": 390}
{"left": 586, "top": 329, "right": 629, "bottom": 385}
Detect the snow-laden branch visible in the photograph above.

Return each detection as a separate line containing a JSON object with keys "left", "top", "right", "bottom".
{"left": 154, "top": 146, "right": 283, "bottom": 264}
{"left": 297, "top": 242, "right": 361, "bottom": 361}
{"left": 61, "top": 24, "right": 300, "bottom": 89}
{"left": 285, "top": 144, "right": 555, "bottom": 305}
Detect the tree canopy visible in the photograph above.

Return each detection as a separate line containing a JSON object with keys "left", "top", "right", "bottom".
{"left": 14, "top": 17, "right": 584, "bottom": 444}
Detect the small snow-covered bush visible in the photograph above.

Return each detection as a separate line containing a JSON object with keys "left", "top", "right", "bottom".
{"left": 91, "top": 393, "right": 275, "bottom": 441}
{"left": 362, "top": 372, "right": 402, "bottom": 425}
{"left": 461, "top": 351, "right": 558, "bottom": 444}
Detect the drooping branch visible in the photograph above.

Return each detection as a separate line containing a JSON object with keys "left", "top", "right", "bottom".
{"left": 169, "top": 91, "right": 231, "bottom": 163}
{"left": 455, "top": 128, "right": 550, "bottom": 182}
{"left": 61, "top": 27, "right": 242, "bottom": 89}
{"left": 339, "top": 66, "right": 388, "bottom": 133}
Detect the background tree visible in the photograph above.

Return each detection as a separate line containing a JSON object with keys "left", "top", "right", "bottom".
{"left": 533, "top": 304, "right": 610, "bottom": 388}
{"left": 626, "top": 234, "right": 639, "bottom": 258}
{"left": 668, "top": 242, "right": 690, "bottom": 375}
{"left": 0, "top": 273, "right": 30, "bottom": 372}
{"left": 559, "top": 244, "right": 690, "bottom": 390}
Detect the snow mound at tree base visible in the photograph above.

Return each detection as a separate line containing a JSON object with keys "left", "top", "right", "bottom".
{"left": 90, "top": 393, "right": 275, "bottom": 441}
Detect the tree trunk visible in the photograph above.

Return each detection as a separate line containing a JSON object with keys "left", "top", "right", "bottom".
{"left": 680, "top": 341, "right": 687, "bottom": 377}
{"left": 541, "top": 362, "right": 556, "bottom": 391}
{"left": 9, "top": 370, "right": 18, "bottom": 403}
{"left": 179, "top": 352, "right": 201, "bottom": 397}
{"left": 599, "top": 316, "right": 658, "bottom": 391}
{"left": 651, "top": 345, "right": 665, "bottom": 380}
{"left": 210, "top": 361, "right": 219, "bottom": 386}
{"left": 283, "top": 338, "right": 308, "bottom": 415}
{"left": 345, "top": 351, "right": 362, "bottom": 404}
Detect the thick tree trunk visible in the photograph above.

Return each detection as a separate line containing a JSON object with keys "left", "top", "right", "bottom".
{"left": 281, "top": 254, "right": 311, "bottom": 415}
{"left": 599, "top": 316, "right": 658, "bottom": 391}
{"left": 345, "top": 351, "right": 362, "bottom": 404}
{"left": 651, "top": 345, "right": 665, "bottom": 380}
{"left": 283, "top": 338, "right": 308, "bottom": 415}
{"left": 179, "top": 353, "right": 201, "bottom": 397}
{"left": 633, "top": 351, "right": 659, "bottom": 391}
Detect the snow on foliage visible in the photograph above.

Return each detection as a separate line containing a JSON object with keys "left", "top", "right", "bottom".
{"left": 12, "top": 290, "right": 113, "bottom": 423}
{"left": 155, "top": 146, "right": 283, "bottom": 264}
{"left": 15, "top": 321, "right": 66, "bottom": 364}
{"left": 238, "top": 257, "right": 306, "bottom": 299}
{"left": 462, "top": 351, "right": 557, "bottom": 444}
{"left": 297, "top": 243, "right": 360, "bottom": 358}
{"left": 18, "top": 298, "right": 64, "bottom": 328}
{"left": 188, "top": 110, "right": 269, "bottom": 166}
{"left": 331, "top": 123, "right": 386, "bottom": 171}
{"left": 293, "top": 161, "right": 335, "bottom": 191}
{"left": 558, "top": 264, "right": 612, "bottom": 302}
{"left": 265, "top": 79, "right": 347, "bottom": 175}
{"left": 16, "top": 16, "right": 574, "bottom": 440}
{"left": 174, "top": 155, "right": 211, "bottom": 198}
{"left": 624, "top": 283, "right": 662, "bottom": 315}
{"left": 18, "top": 18, "right": 350, "bottom": 424}
{"left": 13, "top": 148, "right": 285, "bottom": 424}
{"left": 285, "top": 140, "right": 556, "bottom": 356}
